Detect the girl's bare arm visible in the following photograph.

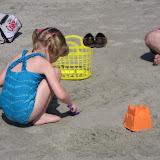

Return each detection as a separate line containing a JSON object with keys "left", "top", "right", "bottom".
{"left": 38, "top": 58, "right": 75, "bottom": 107}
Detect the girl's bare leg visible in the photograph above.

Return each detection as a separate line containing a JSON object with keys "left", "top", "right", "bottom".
{"left": 28, "top": 67, "right": 62, "bottom": 125}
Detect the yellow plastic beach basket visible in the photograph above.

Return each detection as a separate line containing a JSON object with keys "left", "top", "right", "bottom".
{"left": 53, "top": 35, "right": 93, "bottom": 80}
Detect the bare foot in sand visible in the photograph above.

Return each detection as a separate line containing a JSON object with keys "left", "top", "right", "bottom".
{"left": 33, "top": 113, "right": 61, "bottom": 126}
{"left": 154, "top": 54, "right": 160, "bottom": 65}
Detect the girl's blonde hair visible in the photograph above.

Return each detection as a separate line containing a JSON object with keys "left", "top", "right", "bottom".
{"left": 32, "top": 27, "right": 69, "bottom": 59}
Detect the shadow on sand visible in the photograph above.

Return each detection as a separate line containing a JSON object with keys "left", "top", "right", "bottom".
{"left": 140, "top": 51, "right": 154, "bottom": 63}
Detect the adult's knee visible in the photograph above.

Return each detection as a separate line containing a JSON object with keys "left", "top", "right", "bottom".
{"left": 144, "top": 31, "right": 154, "bottom": 47}
{"left": 144, "top": 31, "right": 160, "bottom": 54}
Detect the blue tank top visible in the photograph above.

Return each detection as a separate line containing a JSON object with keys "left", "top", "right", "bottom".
{"left": 0, "top": 50, "right": 46, "bottom": 124}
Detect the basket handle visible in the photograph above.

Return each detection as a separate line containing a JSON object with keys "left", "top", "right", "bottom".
{"left": 65, "top": 35, "right": 85, "bottom": 47}
{"left": 66, "top": 41, "right": 79, "bottom": 47}
{"left": 66, "top": 41, "right": 80, "bottom": 53}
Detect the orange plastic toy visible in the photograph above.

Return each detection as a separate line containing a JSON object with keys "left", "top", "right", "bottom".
{"left": 124, "top": 104, "right": 152, "bottom": 131}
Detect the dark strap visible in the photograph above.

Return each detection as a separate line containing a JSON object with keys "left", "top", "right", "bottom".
{"left": 0, "top": 15, "right": 9, "bottom": 25}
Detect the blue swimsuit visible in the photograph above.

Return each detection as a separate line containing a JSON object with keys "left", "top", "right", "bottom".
{"left": 0, "top": 50, "right": 45, "bottom": 124}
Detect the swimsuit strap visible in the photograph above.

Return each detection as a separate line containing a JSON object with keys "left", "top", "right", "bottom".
{"left": 22, "top": 50, "right": 28, "bottom": 71}
{"left": 24, "top": 52, "right": 46, "bottom": 69}
{"left": 25, "top": 52, "right": 46, "bottom": 60}
{"left": 9, "top": 50, "right": 46, "bottom": 70}
{"left": 9, "top": 50, "right": 28, "bottom": 70}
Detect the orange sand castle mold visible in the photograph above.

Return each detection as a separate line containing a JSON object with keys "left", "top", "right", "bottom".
{"left": 124, "top": 104, "right": 152, "bottom": 131}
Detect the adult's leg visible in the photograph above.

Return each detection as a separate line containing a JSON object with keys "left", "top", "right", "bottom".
{"left": 28, "top": 67, "right": 62, "bottom": 125}
{"left": 145, "top": 31, "right": 160, "bottom": 54}
{"left": 145, "top": 30, "right": 160, "bottom": 65}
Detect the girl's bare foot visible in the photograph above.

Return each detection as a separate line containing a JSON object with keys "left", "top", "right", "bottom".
{"left": 33, "top": 113, "right": 61, "bottom": 125}
{"left": 154, "top": 54, "right": 160, "bottom": 65}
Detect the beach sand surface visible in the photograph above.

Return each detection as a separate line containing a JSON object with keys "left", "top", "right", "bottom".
{"left": 0, "top": 0, "right": 160, "bottom": 159}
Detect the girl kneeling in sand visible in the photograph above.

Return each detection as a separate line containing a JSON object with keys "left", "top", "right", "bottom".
{"left": 0, "top": 27, "right": 77, "bottom": 125}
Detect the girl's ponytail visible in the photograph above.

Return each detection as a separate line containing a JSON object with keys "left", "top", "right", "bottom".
{"left": 49, "top": 33, "right": 60, "bottom": 58}
{"left": 32, "top": 29, "right": 39, "bottom": 46}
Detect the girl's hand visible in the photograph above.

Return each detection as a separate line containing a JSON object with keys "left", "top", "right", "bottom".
{"left": 70, "top": 101, "right": 77, "bottom": 113}
{"left": 68, "top": 102, "right": 79, "bottom": 114}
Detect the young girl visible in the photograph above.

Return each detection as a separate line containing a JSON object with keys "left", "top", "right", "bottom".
{"left": 0, "top": 27, "right": 77, "bottom": 125}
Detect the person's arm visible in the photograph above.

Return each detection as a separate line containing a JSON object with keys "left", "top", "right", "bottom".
{"left": 39, "top": 59, "right": 77, "bottom": 112}
{"left": 0, "top": 53, "right": 21, "bottom": 87}
{"left": 0, "top": 63, "right": 10, "bottom": 87}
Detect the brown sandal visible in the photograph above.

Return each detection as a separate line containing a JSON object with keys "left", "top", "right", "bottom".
{"left": 83, "top": 33, "right": 94, "bottom": 48}
{"left": 94, "top": 33, "right": 107, "bottom": 48}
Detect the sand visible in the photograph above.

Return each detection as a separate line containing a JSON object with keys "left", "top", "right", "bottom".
{"left": 0, "top": 0, "right": 160, "bottom": 159}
